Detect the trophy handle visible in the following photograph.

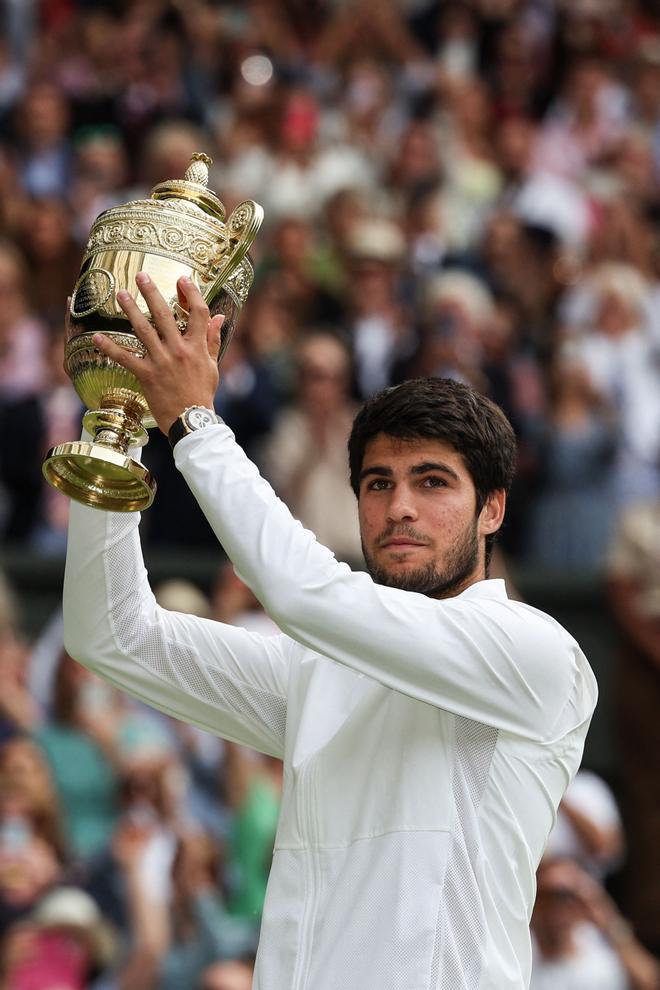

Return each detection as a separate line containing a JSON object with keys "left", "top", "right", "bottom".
{"left": 205, "top": 200, "right": 264, "bottom": 297}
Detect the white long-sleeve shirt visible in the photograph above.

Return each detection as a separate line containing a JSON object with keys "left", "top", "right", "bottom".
{"left": 63, "top": 423, "right": 597, "bottom": 990}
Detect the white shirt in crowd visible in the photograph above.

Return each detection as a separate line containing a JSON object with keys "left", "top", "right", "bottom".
{"left": 531, "top": 924, "right": 630, "bottom": 990}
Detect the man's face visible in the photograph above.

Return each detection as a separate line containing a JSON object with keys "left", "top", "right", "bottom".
{"left": 357, "top": 434, "right": 504, "bottom": 599}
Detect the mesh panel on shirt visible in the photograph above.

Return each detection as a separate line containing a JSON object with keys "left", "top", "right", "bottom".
{"left": 431, "top": 716, "right": 498, "bottom": 990}
{"left": 104, "top": 521, "right": 286, "bottom": 749}
{"left": 306, "top": 830, "right": 450, "bottom": 990}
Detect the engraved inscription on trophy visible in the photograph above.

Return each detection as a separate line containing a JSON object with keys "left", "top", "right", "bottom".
{"left": 71, "top": 269, "right": 116, "bottom": 318}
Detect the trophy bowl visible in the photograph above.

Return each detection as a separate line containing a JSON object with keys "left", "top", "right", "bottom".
{"left": 42, "top": 154, "right": 263, "bottom": 511}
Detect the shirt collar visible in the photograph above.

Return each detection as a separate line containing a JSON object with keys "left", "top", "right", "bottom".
{"left": 456, "top": 578, "right": 508, "bottom": 601}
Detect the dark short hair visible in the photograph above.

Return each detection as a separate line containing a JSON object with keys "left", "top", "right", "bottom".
{"left": 348, "top": 377, "right": 517, "bottom": 564}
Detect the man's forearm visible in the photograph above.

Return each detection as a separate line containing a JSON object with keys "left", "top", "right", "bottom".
{"left": 63, "top": 483, "right": 291, "bottom": 757}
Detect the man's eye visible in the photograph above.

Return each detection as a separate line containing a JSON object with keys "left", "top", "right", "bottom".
{"left": 422, "top": 476, "right": 446, "bottom": 488}
{"left": 368, "top": 478, "right": 391, "bottom": 491}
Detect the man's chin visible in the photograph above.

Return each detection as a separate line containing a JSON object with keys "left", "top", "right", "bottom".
{"left": 365, "top": 558, "right": 443, "bottom": 595}
{"left": 364, "top": 553, "right": 478, "bottom": 598}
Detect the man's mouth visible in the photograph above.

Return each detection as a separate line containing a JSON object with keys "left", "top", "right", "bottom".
{"left": 381, "top": 538, "right": 428, "bottom": 549}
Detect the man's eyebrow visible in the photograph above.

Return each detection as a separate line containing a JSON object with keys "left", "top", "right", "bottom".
{"left": 359, "top": 462, "right": 460, "bottom": 482}
{"left": 410, "top": 461, "right": 460, "bottom": 481}
{"left": 359, "top": 465, "right": 393, "bottom": 483}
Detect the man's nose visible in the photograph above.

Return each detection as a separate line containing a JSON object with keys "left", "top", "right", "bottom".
{"left": 386, "top": 486, "right": 418, "bottom": 522}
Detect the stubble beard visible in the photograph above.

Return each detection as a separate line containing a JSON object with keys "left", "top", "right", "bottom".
{"left": 362, "top": 518, "right": 480, "bottom": 599}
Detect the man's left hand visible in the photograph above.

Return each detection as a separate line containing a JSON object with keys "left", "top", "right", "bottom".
{"left": 92, "top": 272, "right": 224, "bottom": 435}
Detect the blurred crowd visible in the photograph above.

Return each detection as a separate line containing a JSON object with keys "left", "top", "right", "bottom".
{"left": 0, "top": 0, "right": 659, "bottom": 987}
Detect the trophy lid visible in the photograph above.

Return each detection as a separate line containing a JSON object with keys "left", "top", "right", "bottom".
{"left": 150, "top": 153, "right": 226, "bottom": 221}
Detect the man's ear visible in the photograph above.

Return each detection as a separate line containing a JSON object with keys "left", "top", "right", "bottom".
{"left": 479, "top": 490, "right": 506, "bottom": 537}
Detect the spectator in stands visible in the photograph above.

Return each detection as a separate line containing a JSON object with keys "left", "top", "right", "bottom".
{"left": 0, "top": 755, "right": 65, "bottom": 935}
{"left": 341, "top": 216, "right": 411, "bottom": 398}
{"left": 530, "top": 857, "right": 659, "bottom": 990}
{"left": 12, "top": 81, "right": 72, "bottom": 199}
{"left": 116, "top": 824, "right": 255, "bottom": 990}
{"left": 402, "top": 268, "right": 494, "bottom": 389}
{"left": 544, "top": 769, "right": 625, "bottom": 880}
{"left": 437, "top": 76, "right": 504, "bottom": 250}
{"left": 17, "top": 196, "right": 80, "bottom": 326}
{"left": 0, "top": 737, "right": 66, "bottom": 859}
{"left": 532, "top": 55, "right": 626, "bottom": 182}
{"left": 524, "top": 356, "right": 619, "bottom": 570}
{"left": 562, "top": 261, "right": 660, "bottom": 506}
{"left": 69, "top": 125, "right": 129, "bottom": 241}
{"left": 0, "top": 240, "right": 48, "bottom": 402}
{"left": 0, "top": 886, "right": 118, "bottom": 990}
{"left": 260, "top": 332, "right": 362, "bottom": 564}
{"left": 84, "top": 706, "right": 200, "bottom": 940}
{"left": 608, "top": 498, "right": 660, "bottom": 955}
{"left": 34, "top": 652, "right": 121, "bottom": 863}
{"left": 0, "top": 589, "right": 38, "bottom": 737}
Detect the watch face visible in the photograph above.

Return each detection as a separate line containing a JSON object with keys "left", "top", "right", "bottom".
{"left": 185, "top": 407, "right": 216, "bottom": 430}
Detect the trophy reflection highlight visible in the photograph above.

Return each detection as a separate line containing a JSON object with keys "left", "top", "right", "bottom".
{"left": 42, "top": 153, "right": 263, "bottom": 511}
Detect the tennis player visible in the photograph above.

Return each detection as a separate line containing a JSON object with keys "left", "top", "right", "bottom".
{"left": 63, "top": 273, "right": 597, "bottom": 990}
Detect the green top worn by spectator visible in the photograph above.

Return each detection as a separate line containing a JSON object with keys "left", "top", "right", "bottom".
{"left": 35, "top": 723, "right": 119, "bottom": 860}
{"left": 229, "top": 775, "right": 280, "bottom": 921}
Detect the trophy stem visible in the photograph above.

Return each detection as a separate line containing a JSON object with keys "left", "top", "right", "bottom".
{"left": 83, "top": 390, "right": 149, "bottom": 454}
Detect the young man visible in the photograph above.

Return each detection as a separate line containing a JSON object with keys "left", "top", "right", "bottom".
{"left": 63, "top": 275, "right": 597, "bottom": 990}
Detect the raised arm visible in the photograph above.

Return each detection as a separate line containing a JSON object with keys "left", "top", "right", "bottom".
{"left": 63, "top": 491, "right": 291, "bottom": 758}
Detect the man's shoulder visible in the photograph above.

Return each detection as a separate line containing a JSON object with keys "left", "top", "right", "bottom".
{"left": 455, "top": 579, "right": 594, "bottom": 689}
{"left": 456, "top": 579, "right": 572, "bottom": 639}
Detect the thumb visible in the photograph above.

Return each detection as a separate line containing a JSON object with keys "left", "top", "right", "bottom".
{"left": 207, "top": 315, "right": 225, "bottom": 363}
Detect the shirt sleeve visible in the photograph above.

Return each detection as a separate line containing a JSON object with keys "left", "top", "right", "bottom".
{"left": 175, "top": 424, "right": 595, "bottom": 741}
{"left": 63, "top": 489, "right": 291, "bottom": 759}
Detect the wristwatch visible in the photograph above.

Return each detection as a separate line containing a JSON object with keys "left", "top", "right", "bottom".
{"left": 168, "top": 406, "right": 220, "bottom": 449}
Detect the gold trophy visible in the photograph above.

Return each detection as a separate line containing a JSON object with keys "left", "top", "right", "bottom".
{"left": 42, "top": 154, "right": 263, "bottom": 511}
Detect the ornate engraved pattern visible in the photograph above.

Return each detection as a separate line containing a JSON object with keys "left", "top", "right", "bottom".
{"left": 65, "top": 332, "right": 146, "bottom": 360}
{"left": 83, "top": 206, "right": 225, "bottom": 274}
{"left": 224, "top": 258, "right": 254, "bottom": 305}
{"left": 230, "top": 206, "right": 250, "bottom": 230}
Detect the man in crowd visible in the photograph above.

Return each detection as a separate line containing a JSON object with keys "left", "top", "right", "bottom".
{"left": 63, "top": 274, "right": 597, "bottom": 989}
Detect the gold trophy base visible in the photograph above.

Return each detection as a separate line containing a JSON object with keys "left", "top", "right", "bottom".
{"left": 43, "top": 394, "right": 156, "bottom": 511}
{"left": 43, "top": 441, "right": 156, "bottom": 512}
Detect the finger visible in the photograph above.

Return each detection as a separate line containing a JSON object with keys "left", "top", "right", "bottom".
{"left": 176, "top": 278, "right": 190, "bottom": 311}
{"left": 207, "top": 315, "right": 225, "bottom": 363}
{"left": 177, "top": 276, "right": 209, "bottom": 338}
{"left": 93, "top": 332, "right": 145, "bottom": 377}
{"left": 116, "top": 290, "right": 165, "bottom": 356}
{"left": 135, "top": 272, "right": 180, "bottom": 344}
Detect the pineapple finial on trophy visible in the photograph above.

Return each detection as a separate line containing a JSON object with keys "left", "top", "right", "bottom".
{"left": 184, "top": 152, "right": 212, "bottom": 185}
